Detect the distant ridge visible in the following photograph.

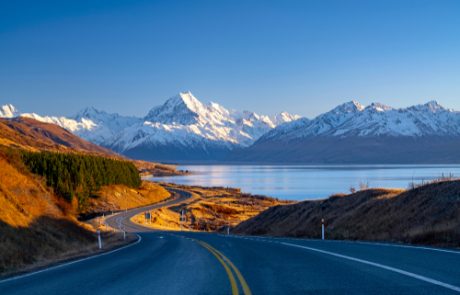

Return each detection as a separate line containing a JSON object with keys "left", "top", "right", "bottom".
{"left": 235, "top": 100, "right": 460, "bottom": 164}
{"left": 0, "top": 117, "right": 115, "bottom": 156}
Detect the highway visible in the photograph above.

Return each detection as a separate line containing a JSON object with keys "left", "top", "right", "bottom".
{"left": 1, "top": 189, "right": 460, "bottom": 294}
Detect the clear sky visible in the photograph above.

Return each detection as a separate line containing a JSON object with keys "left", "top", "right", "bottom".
{"left": 1, "top": 0, "right": 460, "bottom": 118}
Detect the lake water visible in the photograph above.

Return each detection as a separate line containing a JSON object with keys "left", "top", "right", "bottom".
{"left": 149, "top": 165, "right": 460, "bottom": 200}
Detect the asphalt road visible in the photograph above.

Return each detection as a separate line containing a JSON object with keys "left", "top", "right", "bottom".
{"left": 1, "top": 189, "right": 460, "bottom": 295}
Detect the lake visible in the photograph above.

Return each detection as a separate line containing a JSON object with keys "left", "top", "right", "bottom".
{"left": 149, "top": 165, "right": 460, "bottom": 200}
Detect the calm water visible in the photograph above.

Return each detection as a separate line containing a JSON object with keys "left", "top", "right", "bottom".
{"left": 150, "top": 165, "right": 460, "bottom": 200}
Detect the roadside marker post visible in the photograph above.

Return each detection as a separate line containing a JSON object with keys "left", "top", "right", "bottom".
{"left": 97, "top": 230, "right": 103, "bottom": 249}
{"left": 321, "top": 218, "right": 325, "bottom": 240}
{"left": 227, "top": 225, "right": 230, "bottom": 236}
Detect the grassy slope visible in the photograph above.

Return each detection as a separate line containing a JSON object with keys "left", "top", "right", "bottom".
{"left": 234, "top": 181, "right": 460, "bottom": 247}
{"left": 0, "top": 154, "right": 96, "bottom": 275}
{"left": 0, "top": 118, "right": 171, "bottom": 276}
{"left": 0, "top": 117, "right": 114, "bottom": 156}
{"left": 132, "top": 184, "right": 291, "bottom": 232}
{"left": 83, "top": 181, "right": 170, "bottom": 217}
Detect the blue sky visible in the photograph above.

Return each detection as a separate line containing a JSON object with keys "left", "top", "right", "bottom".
{"left": 1, "top": 0, "right": 459, "bottom": 117}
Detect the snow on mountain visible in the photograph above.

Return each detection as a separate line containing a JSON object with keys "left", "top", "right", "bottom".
{"left": 258, "top": 100, "right": 460, "bottom": 143}
{"left": 0, "top": 104, "right": 19, "bottom": 118}
{"left": 2, "top": 93, "right": 299, "bottom": 159}
{"left": 7, "top": 106, "right": 139, "bottom": 146}
{"left": 112, "top": 91, "right": 300, "bottom": 153}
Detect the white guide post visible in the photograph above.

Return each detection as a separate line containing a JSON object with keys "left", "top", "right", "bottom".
{"left": 321, "top": 218, "right": 325, "bottom": 240}
{"left": 97, "top": 230, "right": 103, "bottom": 249}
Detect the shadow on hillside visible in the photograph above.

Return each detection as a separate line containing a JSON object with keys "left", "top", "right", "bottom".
{"left": 0, "top": 216, "right": 96, "bottom": 275}
{"left": 235, "top": 180, "right": 460, "bottom": 248}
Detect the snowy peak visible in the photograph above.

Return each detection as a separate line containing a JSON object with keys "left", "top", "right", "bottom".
{"left": 112, "top": 92, "right": 302, "bottom": 152}
{"left": 0, "top": 104, "right": 19, "bottom": 118}
{"left": 411, "top": 100, "right": 448, "bottom": 113}
{"left": 74, "top": 106, "right": 108, "bottom": 120}
{"left": 331, "top": 100, "right": 365, "bottom": 114}
{"left": 145, "top": 91, "right": 206, "bottom": 124}
{"left": 272, "top": 112, "right": 301, "bottom": 125}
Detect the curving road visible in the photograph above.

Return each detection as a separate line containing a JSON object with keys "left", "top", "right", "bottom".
{"left": 1, "top": 188, "right": 460, "bottom": 294}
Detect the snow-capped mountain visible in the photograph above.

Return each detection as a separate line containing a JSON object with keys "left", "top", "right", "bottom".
{"left": 111, "top": 92, "right": 299, "bottom": 161}
{"left": 258, "top": 100, "right": 460, "bottom": 142}
{"left": 241, "top": 100, "right": 460, "bottom": 164}
{"left": 6, "top": 95, "right": 459, "bottom": 163}
{"left": 0, "top": 104, "right": 18, "bottom": 118}
{"left": 0, "top": 91, "right": 299, "bottom": 161}
{"left": 17, "top": 108, "right": 139, "bottom": 146}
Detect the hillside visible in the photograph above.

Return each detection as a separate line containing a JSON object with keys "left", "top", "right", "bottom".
{"left": 132, "top": 184, "right": 292, "bottom": 232}
{"left": 234, "top": 180, "right": 460, "bottom": 247}
{"left": 0, "top": 118, "right": 170, "bottom": 276}
{"left": 0, "top": 149, "right": 95, "bottom": 275}
{"left": 0, "top": 117, "right": 114, "bottom": 156}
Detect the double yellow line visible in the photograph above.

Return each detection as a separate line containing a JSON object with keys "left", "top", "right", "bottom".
{"left": 197, "top": 240, "right": 252, "bottom": 295}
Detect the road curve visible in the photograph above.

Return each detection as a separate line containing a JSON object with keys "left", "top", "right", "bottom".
{"left": 2, "top": 188, "right": 460, "bottom": 294}
{"left": 104, "top": 187, "right": 192, "bottom": 232}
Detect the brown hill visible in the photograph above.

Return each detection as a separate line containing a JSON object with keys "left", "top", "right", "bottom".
{"left": 234, "top": 181, "right": 460, "bottom": 247}
{"left": 0, "top": 150, "right": 96, "bottom": 275}
{"left": 0, "top": 117, "right": 114, "bottom": 156}
{"left": 0, "top": 118, "right": 171, "bottom": 276}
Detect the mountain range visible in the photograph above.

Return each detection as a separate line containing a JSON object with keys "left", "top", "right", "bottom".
{"left": 0, "top": 92, "right": 299, "bottom": 161}
{"left": 2, "top": 93, "right": 460, "bottom": 163}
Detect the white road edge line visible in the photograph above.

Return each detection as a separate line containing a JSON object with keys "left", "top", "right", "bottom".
{"left": 233, "top": 235, "right": 460, "bottom": 256}
{"left": 282, "top": 242, "right": 460, "bottom": 293}
{"left": 352, "top": 241, "right": 460, "bottom": 255}
{"left": 0, "top": 234, "right": 143, "bottom": 284}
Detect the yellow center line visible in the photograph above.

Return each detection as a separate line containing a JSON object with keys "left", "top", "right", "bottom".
{"left": 196, "top": 240, "right": 252, "bottom": 295}
{"left": 197, "top": 241, "right": 239, "bottom": 295}
{"left": 212, "top": 247, "right": 252, "bottom": 295}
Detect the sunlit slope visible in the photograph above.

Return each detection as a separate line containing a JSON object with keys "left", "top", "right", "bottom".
{"left": 0, "top": 151, "right": 95, "bottom": 274}
{"left": 0, "top": 118, "right": 169, "bottom": 275}
{"left": 0, "top": 117, "right": 114, "bottom": 156}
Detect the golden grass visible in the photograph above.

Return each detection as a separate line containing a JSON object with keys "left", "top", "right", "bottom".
{"left": 132, "top": 184, "right": 291, "bottom": 232}
{"left": 235, "top": 181, "right": 460, "bottom": 247}
{"left": 82, "top": 181, "right": 170, "bottom": 216}
{"left": 0, "top": 151, "right": 139, "bottom": 276}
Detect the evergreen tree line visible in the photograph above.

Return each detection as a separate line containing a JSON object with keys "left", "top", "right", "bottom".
{"left": 21, "top": 151, "right": 141, "bottom": 206}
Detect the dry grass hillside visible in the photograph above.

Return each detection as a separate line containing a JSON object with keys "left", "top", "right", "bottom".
{"left": 0, "top": 152, "right": 98, "bottom": 275}
{"left": 80, "top": 181, "right": 170, "bottom": 219}
{"left": 234, "top": 180, "right": 460, "bottom": 247}
{"left": 132, "top": 184, "right": 292, "bottom": 232}
{"left": 0, "top": 118, "right": 173, "bottom": 276}
{"left": 0, "top": 117, "right": 114, "bottom": 156}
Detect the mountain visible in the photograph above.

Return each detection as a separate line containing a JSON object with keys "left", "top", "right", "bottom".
{"left": 19, "top": 108, "right": 140, "bottom": 146}
{"left": 0, "top": 104, "right": 18, "bottom": 118}
{"left": 108, "top": 91, "right": 299, "bottom": 161}
{"left": 0, "top": 117, "right": 115, "bottom": 156}
{"left": 239, "top": 100, "right": 460, "bottom": 163}
{"left": 0, "top": 92, "right": 299, "bottom": 162}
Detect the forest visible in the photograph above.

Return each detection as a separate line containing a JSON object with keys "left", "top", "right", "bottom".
{"left": 21, "top": 151, "right": 141, "bottom": 208}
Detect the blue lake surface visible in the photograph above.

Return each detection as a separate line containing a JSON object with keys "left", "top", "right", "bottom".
{"left": 150, "top": 165, "right": 460, "bottom": 200}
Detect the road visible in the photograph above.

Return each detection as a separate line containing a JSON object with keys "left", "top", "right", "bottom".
{"left": 1, "top": 189, "right": 460, "bottom": 294}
